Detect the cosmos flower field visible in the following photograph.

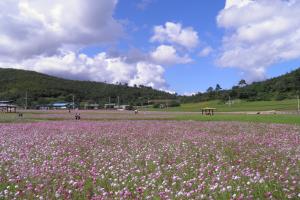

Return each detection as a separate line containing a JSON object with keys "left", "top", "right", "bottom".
{"left": 0, "top": 121, "right": 299, "bottom": 199}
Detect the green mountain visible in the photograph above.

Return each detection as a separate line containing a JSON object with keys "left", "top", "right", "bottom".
{"left": 0, "top": 68, "right": 175, "bottom": 107}
{"left": 181, "top": 68, "right": 300, "bottom": 103}
{"left": 1, "top": 67, "right": 299, "bottom": 108}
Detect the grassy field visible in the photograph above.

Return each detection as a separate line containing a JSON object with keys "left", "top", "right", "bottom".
{"left": 1, "top": 110, "right": 300, "bottom": 125}
{"left": 175, "top": 114, "right": 300, "bottom": 125}
{"left": 143, "top": 99, "right": 299, "bottom": 112}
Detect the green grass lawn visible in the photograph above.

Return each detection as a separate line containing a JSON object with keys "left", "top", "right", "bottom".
{"left": 176, "top": 114, "right": 300, "bottom": 125}
{"left": 143, "top": 99, "right": 299, "bottom": 112}
{"left": 1, "top": 110, "right": 299, "bottom": 126}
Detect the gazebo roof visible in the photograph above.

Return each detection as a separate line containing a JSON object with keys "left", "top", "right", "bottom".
{"left": 202, "top": 107, "right": 216, "bottom": 110}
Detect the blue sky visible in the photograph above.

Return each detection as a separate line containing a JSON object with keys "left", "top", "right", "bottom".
{"left": 114, "top": 0, "right": 300, "bottom": 94}
{"left": 115, "top": 0, "right": 229, "bottom": 94}
{"left": 0, "top": 0, "right": 300, "bottom": 94}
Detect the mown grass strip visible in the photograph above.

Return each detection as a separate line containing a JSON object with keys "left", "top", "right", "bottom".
{"left": 175, "top": 114, "right": 300, "bottom": 125}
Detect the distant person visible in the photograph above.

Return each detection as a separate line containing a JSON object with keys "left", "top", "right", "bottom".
{"left": 75, "top": 113, "right": 81, "bottom": 120}
{"left": 134, "top": 110, "right": 138, "bottom": 115}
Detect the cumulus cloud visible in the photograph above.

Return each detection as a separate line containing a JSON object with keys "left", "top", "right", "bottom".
{"left": 128, "top": 62, "right": 166, "bottom": 89}
{"left": 151, "top": 22, "right": 199, "bottom": 49}
{"left": 198, "top": 46, "right": 213, "bottom": 57}
{"left": 0, "top": 0, "right": 122, "bottom": 60}
{"left": 217, "top": 0, "right": 300, "bottom": 81}
{"left": 183, "top": 92, "right": 196, "bottom": 96}
{"left": 1, "top": 51, "right": 168, "bottom": 90}
{"left": 0, "top": 0, "right": 171, "bottom": 90}
{"left": 150, "top": 45, "right": 192, "bottom": 65}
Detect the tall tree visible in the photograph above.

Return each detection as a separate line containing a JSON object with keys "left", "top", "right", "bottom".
{"left": 215, "top": 84, "right": 222, "bottom": 91}
{"left": 238, "top": 79, "right": 247, "bottom": 87}
{"left": 206, "top": 87, "right": 214, "bottom": 93}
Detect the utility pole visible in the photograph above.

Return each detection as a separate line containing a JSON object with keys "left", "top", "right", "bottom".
{"left": 297, "top": 95, "right": 300, "bottom": 113}
{"left": 72, "top": 95, "right": 75, "bottom": 110}
{"left": 117, "top": 96, "right": 120, "bottom": 107}
{"left": 25, "top": 91, "right": 28, "bottom": 110}
{"left": 228, "top": 95, "right": 231, "bottom": 107}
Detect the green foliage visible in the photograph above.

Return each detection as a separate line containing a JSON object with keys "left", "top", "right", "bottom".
{"left": 1, "top": 67, "right": 300, "bottom": 107}
{"left": 168, "top": 101, "right": 181, "bottom": 107}
{"left": 0, "top": 68, "right": 176, "bottom": 107}
{"left": 215, "top": 84, "right": 222, "bottom": 91}
{"left": 153, "top": 104, "right": 160, "bottom": 108}
{"left": 206, "top": 87, "right": 214, "bottom": 93}
{"left": 238, "top": 79, "right": 247, "bottom": 87}
{"left": 181, "top": 68, "right": 300, "bottom": 103}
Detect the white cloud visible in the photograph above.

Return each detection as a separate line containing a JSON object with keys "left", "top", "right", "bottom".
{"left": 0, "top": 0, "right": 170, "bottom": 90}
{"left": 0, "top": 0, "right": 122, "bottom": 60}
{"left": 199, "top": 46, "right": 213, "bottom": 57}
{"left": 183, "top": 92, "right": 196, "bottom": 96}
{"left": 217, "top": 0, "right": 300, "bottom": 81}
{"left": 150, "top": 45, "right": 192, "bottom": 65}
{"left": 225, "top": 0, "right": 252, "bottom": 9}
{"left": 129, "top": 62, "right": 166, "bottom": 89}
{"left": 0, "top": 51, "right": 168, "bottom": 90}
{"left": 151, "top": 22, "right": 199, "bottom": 49}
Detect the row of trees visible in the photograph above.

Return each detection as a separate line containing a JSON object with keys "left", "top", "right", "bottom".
{"left": 0, "top": 69, "right": 176, "bottom": 108}
{"left": 181, "top": 67, "right": 300, "bottom": 103}
{"left": 1, "top": 68, "right": 299, "bottom": 107}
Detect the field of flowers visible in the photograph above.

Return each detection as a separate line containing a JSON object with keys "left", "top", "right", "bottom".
{"left": 0, "top": 121, "right": 299, "bottom": 199}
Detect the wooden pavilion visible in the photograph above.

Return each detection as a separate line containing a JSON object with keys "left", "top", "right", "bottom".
{"left": 201, "top": 107, "right": 216, "bottom": 115}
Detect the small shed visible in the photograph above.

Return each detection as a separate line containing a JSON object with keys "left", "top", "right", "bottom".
{"left": 84, "top": 103, "right": 100, "bottom": 110}
{"left": 201, "top": 107, "right": 216, "bottom": 115}
{"left": 0, "top": 101, "right": 17, "bottom": 113}
{"left": 51, "top": 102, "right": 73, "bottom": 110}
{"left": 104, "top": 103, "right": 116, "bottom": 109}
{"left": 115, "top": 105, "right": 132, "bottom": 110}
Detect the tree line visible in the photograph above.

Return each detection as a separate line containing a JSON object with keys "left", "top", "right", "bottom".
{"left": 180, "top": 68, "right": 300, "bottom": 103}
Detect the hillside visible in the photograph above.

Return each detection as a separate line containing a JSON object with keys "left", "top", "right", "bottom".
{"left": 1, "top": 67, "right": 299, "bottom": 108}
{"left": 181, "top": 68, "right": 300, "bottom": 103}
{"left": 143, "top": 99, "right": 298, "bottom": 112}
{"left": 0, "top": 68, "right": 175, "bottom": 107}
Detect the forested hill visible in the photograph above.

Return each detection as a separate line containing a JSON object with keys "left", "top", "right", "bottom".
{"left": 181, "top": 68, "right": 300, "bottom": 103}
{"left": 1, "top": 67, "right": 299, "bottom": 107}
{"left": 0, "top": 68, "right": 175, "bottom": 107}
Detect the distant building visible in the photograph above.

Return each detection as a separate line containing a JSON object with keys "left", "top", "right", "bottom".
{"left": 148, "top": 99, "right": 180, "bottom": 108}
{"left": 35, "top": 105, "right": 51, "bottom": 110}
{"left": 104, "top": 103, "right": 116, "bottom": 109}
{"left": 51, "top": 102, "right": 73, "bottom": 110}
{"left": 0, "top": 100, "right": 17, "bottom": 113}
{"left": 84, "top": 103, "right": 100, "bottom": 110}
{"left": 115, "top": 105, "right": 132, "bottom": 110}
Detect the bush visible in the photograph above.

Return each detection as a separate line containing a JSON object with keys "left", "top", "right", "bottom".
{"left": 168, "top": 101, "right": 181, "bottom": 107}
{"left": 153, "top": 104, "right": 160, "bottom": 108}
{"left": 276, "top": 93, "right": 288, "bottom": 101}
